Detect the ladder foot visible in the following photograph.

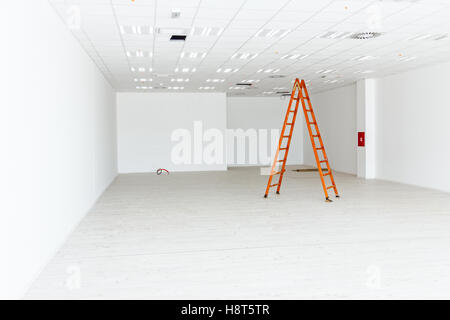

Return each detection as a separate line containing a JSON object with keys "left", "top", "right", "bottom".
{"left": 325, "top": 197, "right": 333, "bottom": 203}
{"left": 276, "top": 191, "right": 280, "bottom": 195}
{"left": 335, "top": 195, "right": 340, "bottom": 198}
{"left": 264, "top": 194, "right": 268, "bottom": 198}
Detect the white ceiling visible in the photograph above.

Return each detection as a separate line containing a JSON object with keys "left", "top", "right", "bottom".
{"left": 50, "top": 0, "right": 450, "bottom": 96}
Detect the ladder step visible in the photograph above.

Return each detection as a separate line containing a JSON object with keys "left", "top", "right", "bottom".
{"left": 327, "top": 186, "right": 334, "bottom": 190}
{"left": 286, "top": 123, "right": 294, "bottom": 125}
{"left": 273, "top": 170, "right": 286, "bottom": 175}
{"left": 313, "top": 135, "right": 320, "bottom": 138}
{"left": 270, "top": 184, "right": 279, "bottom": 187}
{"left": 278, "top": 160, "right": 286, "bottom": 162}
{"left": 309, "top": 122, "right": 317, "bottom": 125}
{"left": 282, "top": 135, "right": 290, "bottom": 138}
{"left": 320, "top": 160, "right": 328, "bottom": 163}
{"left": 289, "top": 110, "right": 296, "bottom": 113}
{"left": 316, "top": 147, "right": 324, "bottom": 150}
{"left": 280, "top": 148, "right": 288, "bottom": 150}
{"left": 323, "top": 172, "right": 331, "bottom": 176}
{"left": 306, "top": 109, "right": 313, "bottom": 112}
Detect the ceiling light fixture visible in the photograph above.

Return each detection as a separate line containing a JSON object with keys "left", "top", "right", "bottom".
{"left": 257, "top": 68, "right": 280, "bottom": 73}
{"left": 190, "top": 27, "right": 224, "bottom": 37}
{"left": 255, "top": 29, "right": 291, "bottom": 38}
{"left": 127, "top": 50, "right": 152, "bottom": 58}
{"left": 241, "top": 80, "right": 260, "bottom": 83}
{"left": 199, "top": 87, "right": 215, "bottom": 90}
{"left": 136, "top": 86, "right": 153, "bottom": 90}
{"left": 231, "top": 53, "right": 259, "bottom": 60}
{"left": 206, "top": 79, "right": 225, "bottom": 83}
{"left": 318, "top": 31, "right": 354, "bottom": 39}
{"left": 134, "top": 78, "right": 153, "bottom": 82}
{"left": 280, "top": 53, "right": 309, "bottom": 60}
{"left": 131, "top": 67, "right": 153, "bottom": 73}
{"left": 170, "top": 78, "right": 190, "bottom": 82}
{"left": 175, "top": 67, "right": 196, "bottom": 73}
{"left": 353, "top": 55, "right": 377, "bottom": 61}
{"left": 316, "top": 69, "right": 335, "bottom": 74}
{"left": 409, "top": 33, "right": 448, "bottom": 41}
{"left": 217, "top": 68, "right": 239, "bottom": 73}
{"left": 168, "top": 86, "right": 184, "bottom": 90}
{"left": 120, "top": 25, "right": 154, "bottom": 35}
{"left": 180, "top": 52, "right": 207, "bottom": 59}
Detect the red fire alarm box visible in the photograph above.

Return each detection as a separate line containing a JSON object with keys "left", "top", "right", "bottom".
{"left": 358, "top": 132, "right": 365, "bottom": 147}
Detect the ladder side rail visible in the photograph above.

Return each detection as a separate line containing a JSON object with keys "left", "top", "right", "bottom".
{"left": 299, "top": 82, "right": 330, "bottom": 200}
{"left": 276, "top": 90, "right": 301, "bottom": 194}
{"left": 264, "top": 81, "right": 299, "bottom": 197}
{"left": 302, "top": 81, "right": 339, "bottom": 197}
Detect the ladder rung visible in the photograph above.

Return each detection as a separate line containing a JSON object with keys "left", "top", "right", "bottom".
{"left": 286, "top": 123, "right": 294, "bottom": 125}
{"left": 270, "top": 184, "right": 279, "bottom": 187}
{"left": 327, "top": 186, "right": 334, "bottom": 190}
{"left": 309, "top": 122, "right": 317, "bottom": 125}
{"left": 313, "top": 135, "right": 320, "bottom": 138}
{"left": 316, "top": 147, "right": 324, "bottom": 150}
{"left": 289, "top": 110, "right": 296, "bottom": 113}
{"left": 320, "top": 160, "right": 328, "bottom": 163}
{"left": 323, "top": 172, "right": 331, "bottom": 176}
{"left": 273, "top": 170, "right": 285, "bottom": 175}
{"left": 282, "top": 135, "right": 290, "bottom": 138}
{"left": 280, "top": 148, "right": 288, "bottom": 150}
{"left": 306, "top": 109, "right": 313, "bottom": 112}
{"left": 278, "top": 160, "right": 285, "bottom": 162}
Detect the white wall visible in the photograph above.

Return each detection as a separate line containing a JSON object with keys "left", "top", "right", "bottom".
{"left": 303, "top": 84, "right": 357, "bottom": 175}
{"left": 376, "top": 62, "right": 450, "bottom": 193}
{"left": 117, "top": 92, "right": 227, "bottom": 173}
{"left": 227, "top": 97, "right": 303, "bottom": 166}
{"left": 0, "top": 1, "right": 117, "bottom": 299}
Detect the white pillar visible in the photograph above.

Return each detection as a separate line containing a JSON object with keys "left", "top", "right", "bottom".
{"left": 357, "top": 79, "right": 379, "bottom": 179}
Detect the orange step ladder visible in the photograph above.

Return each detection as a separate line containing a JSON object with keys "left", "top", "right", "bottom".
{"left": 264, "top": 78, "right": 340, "bottom": 202}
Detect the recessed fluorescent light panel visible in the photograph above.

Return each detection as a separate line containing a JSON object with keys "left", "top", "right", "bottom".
{"left": 398, "top": 56, "right": 417, "bottom": 62}
{"left": 174, "top": 67, "right": 196, "bottom": 73}
{"left": 255, "top": 29, "right": 290, "bottom": 38}
{"left": 120, "top": 25, "right": 154, "bottom": 35}
{"left": 127, "top": 50, "right": 152, "bottom": 58}
{"left": 353, "top": 55, "right": 377, "bottom": 61}
{"left": 316, "top": 69, "right": 335, "bottom": 74}
{"left": 231, "top": 53, "right": 259, "bottom": 60}
{"left": 319, "top": 31, "right": 354, "bottom": 39}
{"left": 134, "top": 78, "right": 153, "bottom": 82}
{"left": 136, "top": 86, "right": 153, "bottom": 90}
{"left": 241, "top": 80, "right": 260, "bottom": 83}
{"left": 206, "top": 79, "right": 225, "bottom": 83}
{"left": 409, "top": 33, "right": 448, "bottom": 41}
{"left": 180, "top": 52, "right": 207, "bottom": 59}
{"left": 190, "top": 27, "right": 223, "bottom": 37}
{"left": 280, "top": 53, "right": 309, "bottom": 60}
{"left": 170, "top": 78, "right": 190, "bottom": 82}
{"left": 217, "top": 68, "right": 239, "bottom": 73}
{"left": 257, "top": 68, "right": 280, "bottom": 73}
{"left": 168, "top": 86, "right": 184, "bottom": 90}
{"left": 229, "top": 87, "right": 245, "bottom": 90}
{"left": 131, "top": 67, "right": 153, "bottom": 73}
{"left": 354, "top": 70, "right": 375, "bottom": 74}
{"left": 199, "top": 87, "right": 215, "bottom": 90}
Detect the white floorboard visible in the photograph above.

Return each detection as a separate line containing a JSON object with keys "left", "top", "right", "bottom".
{"left": 26, "top": 166, "right": 450, "bottom": 299}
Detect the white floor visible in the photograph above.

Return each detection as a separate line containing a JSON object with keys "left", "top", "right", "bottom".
{"left": 26, "top": 166, "right": 450, "bottom": 299}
